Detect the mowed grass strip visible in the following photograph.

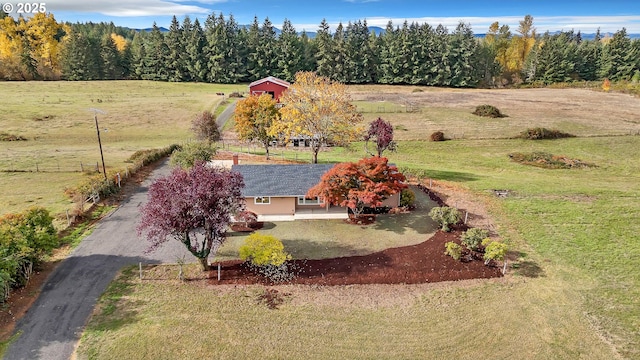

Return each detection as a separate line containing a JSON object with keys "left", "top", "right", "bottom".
{"left": 76, "top": 266, "right": 617, "bottom": 360}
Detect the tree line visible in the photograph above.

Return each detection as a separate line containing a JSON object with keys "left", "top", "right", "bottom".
{"left": 1, "top": 11, "right": 639, "bottom": 86}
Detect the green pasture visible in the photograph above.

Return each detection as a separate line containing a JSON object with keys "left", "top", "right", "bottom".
{"left": 0, "top": 81, "right": 245, "bottom": 216}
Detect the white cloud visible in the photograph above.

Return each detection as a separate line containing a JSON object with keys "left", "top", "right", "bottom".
{"left": 49, "top": 0, "right": 212, "bottom": 17}
{"left": 297, "top": 15, "right": 640, "bottom": 34}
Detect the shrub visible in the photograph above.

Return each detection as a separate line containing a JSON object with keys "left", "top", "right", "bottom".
{"left": 602, "top": 78, "right": 611, "bottom": 92}
{"left": 444, "top": 242, "right": 462, "bottom": 260}
{"left": 191, "top": 110, "right": 221, "bottom": 143}
{"left": 400, "top": 188, "right": 416, "bottom": 208}
{"left": 170, "top": 142, "right": 216, "bottom": 169}
{"left": 0, "top": 207, "right": 57, "bottom": 302}
{"left": 461, "top": 228, "right": 489, "bottom": 251}
{"left": 517, "top": 128, "right": 575, "bottom": 140}
{"left": 472, "top": 104, "right": 505, "bottom": 118}
{"left": 428, "top": 206, "right": 461, "bottom": 232}
{"left": 482, "top": 238, "right": 508, "bottom": 265}
{"left": 236, "top": 211, "right": 258, "bottom": 228}
{"left": 228, "top": 92, "right": 243, "bottom": 98}
{"left": 430, "top": 131, "right": 445, "bottom": 142}
{"left": 239, "top": 232, "right": 291, "bottom": 267}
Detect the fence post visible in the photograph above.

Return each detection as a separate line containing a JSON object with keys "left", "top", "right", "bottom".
{"left": 116, "top": 172, "right": 121, "bottom": 188}
{"left": 36, "top": 163, "right": 39, "bottom": 172}
{"left": 218, "top": 263, "right": 221, "bottom": 281}
{"left": 139, "top": 262, "right": 142, "bottom": 280}
{"left": 80, "top": 163, "right": 84, "bottom": 172}
{"left": 66, "top": 210, "right": 71, "bottom": 226}
{"left": 464, "top": 211, "right": 469, "bottom": 224}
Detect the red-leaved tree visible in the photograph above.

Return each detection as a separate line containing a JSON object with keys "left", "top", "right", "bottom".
{"left": 137, "top": 162, "right": 245, "bottom": 270}
{"left": 364, "top": 117, "right": 397, "bottom": 157}
{"left": 307, "top": 157, "right": 407, "bottom": 219}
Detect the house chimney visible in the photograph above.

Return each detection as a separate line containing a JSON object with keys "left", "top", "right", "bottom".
{"left": 232, "top": 154, "right": 239, "bottom": 165}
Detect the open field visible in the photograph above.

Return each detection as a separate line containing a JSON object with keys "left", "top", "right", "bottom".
{"left": 2, "top": 82, "right": 639, "bottom": 358}
{"left": 0, "top": 81, "right": 245, "bottom": 216}
{"left": 352, "top": 85, "right": 640, "bottom": 140}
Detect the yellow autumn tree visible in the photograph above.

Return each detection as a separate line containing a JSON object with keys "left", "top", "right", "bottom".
{"left": 0, "top": 13, "right": 68, "bottom": 79}
{"left": 271, "top": 71, "right": 364, "bottom": 163}
{"left": 234, "top": 93, "right": 280, "bottom": 159}
{"left": 110, "top": 33, "right": 128, "bottom": 52}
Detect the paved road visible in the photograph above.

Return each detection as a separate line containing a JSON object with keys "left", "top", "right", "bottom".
{"left": 216, "top": 100, "right": 236, "bottom": 130}
{"left": 4, "top": 160, "right": 191, "bottom": 360}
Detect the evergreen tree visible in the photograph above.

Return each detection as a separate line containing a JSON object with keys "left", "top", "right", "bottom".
{"left": 61, "top": 31, "right": 102, "bottom": 80}
{"left": 432, "top": 24, "right": 451, "bottom": 85}
{"left": 185, "top": 18, "right": 206, "bottom": 82}
{"left": 257, "top": 17, "right": 278, "bottom": 78}
{"left": 299, "top": 31, "right": 317, "bottom": 73}
{"left": 378, "top": 21, "right": 399, "bottom": 84}
{"left": 315, "top": 19, "right": 335, "bottom": 79}
{"left": 130, "top": 31, "right": 146, "bottom": 79}
{"left": 165, "top": 15, "right": 186, "bottom": 82}
{"left": 576, "top": 39, "right": 601, "bottom": 81}
{"left": 599, "top": 28, "right": 631, "bottom": 81}
{"left": 100, "top": 33, "right": 121, "bottom": 79}
{"left": 449, "top": 22, "right": 479, "bottom": 87}
{"left": 245, "top": 17, "right": 261, "bottom": 80}
{"left": 276, "top": 19, "right": 303, "bottom": 82}
{"left": 332, "top": 23, "right": 347, "bottom": 82}
{"left": 141, "top": 23, "right": 169, "bottom": 80}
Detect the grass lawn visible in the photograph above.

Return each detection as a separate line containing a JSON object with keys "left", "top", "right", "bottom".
{"left": 218, "top": 185, "right": 439, "bottom": 261}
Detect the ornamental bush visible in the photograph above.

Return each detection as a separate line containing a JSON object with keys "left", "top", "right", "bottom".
{"left": 482, "top": 238, "right": 508, "bottom": 265}
{"left": 239, "top": 232, "right": 291, "bottom": 267}
{"left": 461, "top": 228, "right": 490, "bottom": 251}
{"left": 428, "top": 206, "right": 461, "bottom": 232}
{"left": 400, "top": 188, "right": 416, "bottom": 208}
{"left": 444, "top": 242, "right": 462, "bottom": 261}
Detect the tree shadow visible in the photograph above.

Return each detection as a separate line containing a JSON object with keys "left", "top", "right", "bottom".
{"left": 513, "top": 260, "right": 545, "bottom": 278}
{"left": 422, "top": 169, "right": 480, "bottom": 183}
{"left": 373, "top": 185, "right": 439, "bottom": 235}
{"left": 280, "top": 238, "right": 367, "bottom": 260}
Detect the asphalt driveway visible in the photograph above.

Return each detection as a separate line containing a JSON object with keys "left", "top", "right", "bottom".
{"left": 4, "top": 160, "right": 191, "bottom": 360}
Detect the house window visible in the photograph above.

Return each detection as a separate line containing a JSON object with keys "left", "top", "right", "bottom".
{"left": 298, "top": 196, "right": 324, "bottom": 205}
{"left": 254, "top": 196, "right": 271, "bottom": 205}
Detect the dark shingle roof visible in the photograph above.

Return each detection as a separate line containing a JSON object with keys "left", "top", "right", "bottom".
{"left": 232, "top": 164, "right": 335, "bottom": 197}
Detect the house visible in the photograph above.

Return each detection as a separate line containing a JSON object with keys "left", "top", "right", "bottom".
{"left": 248, "top": 76, "right": 290, "bottom": 102}
{"left": 231, "top": 158, "right": 401, "bottom": 221}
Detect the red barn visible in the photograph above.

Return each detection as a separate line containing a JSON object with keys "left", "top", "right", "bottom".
{"left": 248, "top": 76, "right": 290, "bottom": 102}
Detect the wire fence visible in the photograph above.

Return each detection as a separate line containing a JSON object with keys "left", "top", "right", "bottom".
{"left": 0, "top": 161, "right": 102, "bottom": 173}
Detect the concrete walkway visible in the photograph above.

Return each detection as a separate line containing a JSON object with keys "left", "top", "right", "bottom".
{"left": 4, "top": 160, "right": 191, "bottom": 360}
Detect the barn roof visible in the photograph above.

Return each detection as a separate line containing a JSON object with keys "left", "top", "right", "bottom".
{"left": 232, "top": 164, "right": 334, "bottom": 197}
{"left": 248, "top": 76, "right": 291, "bottom": 89}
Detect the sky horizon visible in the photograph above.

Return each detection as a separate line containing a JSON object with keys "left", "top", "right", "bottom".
{"left": 4, "top": 0, "right": 640, "bottom": 34}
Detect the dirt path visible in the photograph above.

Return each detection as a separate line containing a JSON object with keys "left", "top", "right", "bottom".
{"left": 3, "top": 160, "right": 190, "bottom": 360}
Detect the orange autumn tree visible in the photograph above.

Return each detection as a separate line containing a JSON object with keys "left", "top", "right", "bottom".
{"left": 307, "top": 156, "right": 407, "bottom": 219}
{"left": 234, "top": 93, "right": 280, "bottom": 159}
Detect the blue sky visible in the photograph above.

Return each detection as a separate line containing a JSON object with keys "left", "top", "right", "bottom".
{"left": 8, "top": 0, "right": 640, "bottom": 33}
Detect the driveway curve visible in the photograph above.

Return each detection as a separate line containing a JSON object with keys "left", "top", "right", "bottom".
{"left": 4, "top": 160, "right": 191, "bottom": 360}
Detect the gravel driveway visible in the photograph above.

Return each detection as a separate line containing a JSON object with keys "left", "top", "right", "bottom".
{"left": 4, "top": 160, "right": 191, "bottom": 360}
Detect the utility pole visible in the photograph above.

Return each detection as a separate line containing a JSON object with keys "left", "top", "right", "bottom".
{"left": 89, "top": 108, "right": 107, "bottom": 180}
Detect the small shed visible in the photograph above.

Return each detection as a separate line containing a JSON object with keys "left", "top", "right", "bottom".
{"left": 248, "top": 76, "right": 290, "bottom": 102}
